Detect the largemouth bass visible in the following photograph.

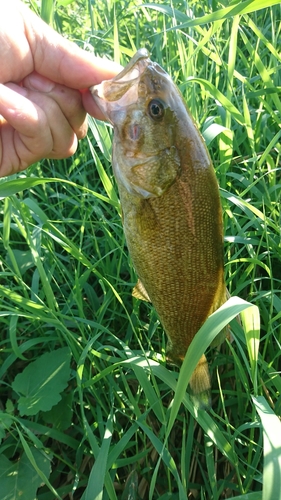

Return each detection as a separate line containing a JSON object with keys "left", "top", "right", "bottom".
{"left": 91, "top": 49, "right": 227, "bottom": 405}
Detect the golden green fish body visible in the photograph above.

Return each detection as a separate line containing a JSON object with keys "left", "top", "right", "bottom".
{"left": 91, "top": 49, "right": 226, "bottom": 401}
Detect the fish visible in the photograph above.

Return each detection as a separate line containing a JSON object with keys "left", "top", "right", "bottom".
{"left": 90, "top": 48, "right": 227, "bottom": 406}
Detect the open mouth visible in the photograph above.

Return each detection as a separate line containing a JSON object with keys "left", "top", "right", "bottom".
{"left": 109, "top": 48, "right": 150, "bottom": 84}
{"left": 90, "top": 49, "right": 151, "bottom": 120}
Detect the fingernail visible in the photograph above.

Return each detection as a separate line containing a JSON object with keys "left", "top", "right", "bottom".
{"left": 26, "top": 72, "right": 55, "bottom": 92}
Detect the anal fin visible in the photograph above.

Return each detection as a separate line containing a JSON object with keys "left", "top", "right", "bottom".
{"left": 189, "top": 354, "right": 211, "bottom": 408}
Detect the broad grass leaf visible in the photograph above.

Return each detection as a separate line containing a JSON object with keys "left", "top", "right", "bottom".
{"left": 57, "top": 0, "right": 75, "bottom": 6}
{"left": 240, "top": 305, "right": 260, "bottom": 394}
{"left": 42, "top": 392, "right": 73, "bottom": 431}
{"left": 253, "top": 396, "right": 281, "bottom": 500}
{"left": 0, "top": 177, "right": 118, "bottom": 207}
{"left": 3, "top": 197, "right": 12, "bottom": 250}
{"left": 6, "top": 249, "right": 34, "bottom": 275}
{"left": 0, "top": 177, "right": 49, "bottom": 198}
{"left": 0, "top": 447, "right": 51, "bottom": 500}
{"left": 88, "top": 116, "right": 112, "bottom": 161}
{"left": 168, "top": 297, "right": 254, "bottom": 434}
{"left": 227, "top": 494, "right": 262, "bottom": 500}
{"left": 202, "top": 122, "right": 229, "bottom": 146}
{"left": 9, "top": 315, "right": 26, "bottom": 361}
{"left": 18, "top": 418, "right": 80, "bottom": 450}
{"left": 40, "top": 0, "right": 54, "bottom": 25}
{"left": 121, "top": 470, "right": 138, "bottom": 500}
{"left": 12, "top": 347, "right": 71, "bottom": 416}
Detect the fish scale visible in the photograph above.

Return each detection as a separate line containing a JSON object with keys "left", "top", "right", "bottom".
{"left": 91, "top": 49, "right": 227, "bottom": 406}
{"left": 120, "top": 176, "right": 225, "bottom": 351}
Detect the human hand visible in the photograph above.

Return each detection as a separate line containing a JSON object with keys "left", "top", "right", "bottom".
{"left": 0, "top": 0, "right": 121, "bottom": 177}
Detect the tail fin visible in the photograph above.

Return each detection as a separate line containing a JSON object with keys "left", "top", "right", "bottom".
{"left": 189, "top": 354, "right": 211, "bottom": 408}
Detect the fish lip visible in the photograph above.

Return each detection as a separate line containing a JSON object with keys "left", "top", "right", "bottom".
{"left": 110, "top": 48, "right": 150, "bottom": 82}
{"left": 90, "top": 49, "right": 151, "bottom": 121}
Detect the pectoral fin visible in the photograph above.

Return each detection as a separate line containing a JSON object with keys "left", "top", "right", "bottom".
{"left": 132, "top": 279, "right": 151, "bottom": 302}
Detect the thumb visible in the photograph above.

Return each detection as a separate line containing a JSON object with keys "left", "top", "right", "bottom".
{"left": 20, "top": 1, "right": 122, "bottom": 89}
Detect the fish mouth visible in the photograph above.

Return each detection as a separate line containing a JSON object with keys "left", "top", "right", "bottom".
{"left": 90, "top": 49, "right": 151, "bottom": 122}
{"left": 109, "top": 48, "right": 150, "bottom": 84}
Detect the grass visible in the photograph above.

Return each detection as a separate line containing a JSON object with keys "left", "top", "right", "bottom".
{"left": 1, "top": 0, "right": 281, "bottom": 498}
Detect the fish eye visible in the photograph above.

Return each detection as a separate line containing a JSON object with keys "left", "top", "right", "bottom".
{"left": 148, "top": 99, "right": 165, "bottom": 120}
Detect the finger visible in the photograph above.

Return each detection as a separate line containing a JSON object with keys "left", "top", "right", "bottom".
{"left": 20, "top": 2, "right": 123, "bottom": 89}
{"left": 5, "top": 82, "right": 81, "bottom": 159}
{"left": 0, "top": 2, "right": 32, "bottom": 83}
{"left": 22, "top": 72, "right": 88, "bottom": 139}
{"left": 81, "top": 89, "right": 110, "bottom": 121}
{"left": 0, "top": 83, "right": 52, "bottom": 157}
{"left": 0, "top": 83, "right": 53, "bottom": 174}
{"left": 0, "top": 83, "right": 80, "bottom": 172}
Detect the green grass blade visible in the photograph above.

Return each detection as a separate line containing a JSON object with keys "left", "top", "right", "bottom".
{"left": 87, "top": 137, "right": 120, "bottom": 209}
{"left": 252, "top": 396, "right": 281, "bottom": 500}
{"left": 17, "top": 428, "right": 61, "bottom": 500}
{"left": 1, "top": 1, "right": 280, "bottom": 497}
{"left": 187, "top": 77, "right": 245, "bottom": 125}
{"left": 136, "top": 420, "right": 188, "bottom": 500}
{"left": 240, "top": 305, "right": 260, "bottom": 394}
{"left": 227, "top": 494, "right": 262, "bottom": 500}
{"left": 0, "top": 177, "right": 119, "bottom": 207}
{"left": 167, "top": 297, "right": 255, "bottom": 438}
{"left": 144, "top": 0, "right": 281, "bottom": 28}
{"left": 9, "top": 315, "right": 26, "bottom": 361}
{"left": 132, "top": 364, "right": 166, "bottom": 424}
{"left": 82, "top": 412, "right": 114, "bottom": 500}
{"left": 40, "top": 0, "right": 54, "bottom": 25}
{"left": 128, "top": 357, "right": 237, "bottom": 466}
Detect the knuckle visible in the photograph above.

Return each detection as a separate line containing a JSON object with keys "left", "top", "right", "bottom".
{"left": 76, "top": 120, "right": 88, "bottom": 140}
{"left": 54, "top": 86, "right": 83, "bottom": 115}
{"left": 49, "top": 133, "right": 78, "bottom": 159}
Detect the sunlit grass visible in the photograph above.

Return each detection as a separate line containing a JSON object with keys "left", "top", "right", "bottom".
{"left": 0, "top": 0, "right": 280, "bottom": 499}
